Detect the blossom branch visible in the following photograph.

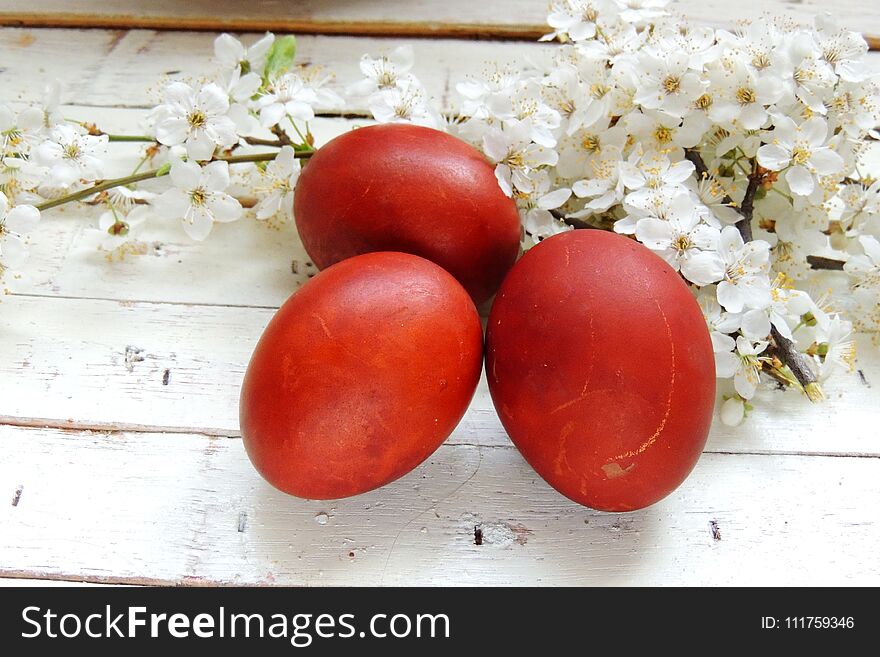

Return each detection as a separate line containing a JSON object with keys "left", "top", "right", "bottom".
{"left": 35, "top": 150, "right": 313, "bottom": 213}
{"left": 106, "top": 135, "right": 157, "bottom": 143}
{"left": 686, "top": 148, "right": 822, "bottom": 400}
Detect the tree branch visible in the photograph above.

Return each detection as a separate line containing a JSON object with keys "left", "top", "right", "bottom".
{"left": 35, "top": 150, "right": 314, "bottom": 212}
{"left": 684, "top": 148, "right": 755, "bottom": 242}
{"left": 770, "top": 326, "right": 824, "bottom": 402}
{"left": 807, "top": 255, "right": 846, "bottom": 271}
{"left": 243, "top": 135, "right": 294, "bottom": 147}
{"left": 686, "top": 148, "right": 822, "bottom": 401}
{"left": 551, "top": 208, "right": 600, "bottom": 230}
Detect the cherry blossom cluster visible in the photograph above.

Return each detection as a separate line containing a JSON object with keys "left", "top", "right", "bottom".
{"left": 354, "top": 1, "right": 880, "bottom": 424}
{"left": 0, "top": 33, "right": 337, "bottom": 267}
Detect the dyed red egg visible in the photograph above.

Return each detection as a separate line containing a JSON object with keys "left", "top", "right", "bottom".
{"left": 240, "top": 252, "right": 483, "bottom": 499}
{"left": 294, "top": 123, "right": 521, "bottom": 304}
{"left": 485, "top": 230, "right": 715, "bottom": 511}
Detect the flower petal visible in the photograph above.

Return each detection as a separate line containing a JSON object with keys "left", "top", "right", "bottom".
{"left": 198, "top": 83, "right": 230, "bottom": 116}
{"left": 186, "top": 130, "right": 217, "bottom": 161}
{"left": 717, "top": 280, "right": 745, "bottom": 313}
{"left": 206, "top": 192, "right": 242, "bottom": 223}
{"left": 259, "top": 102, "right": 286, "bottom": 128}
{"left": 800, "top": 117, "right": 827, "bottom": 146}
{"left": 756, "top": 144, "right": 790, "bottom": 171}
{"left": 720, "top": 397, "right": 745, "bottom": 426}
{"left": 809, "top": 148, "right": 844, "bottom": 176}
{"left": 152, "top": 189, "right": 190, "bottom": 219}
{"left": 182, "top": 205, "right": 215, "bottom": 241}
{"left": 714, "top": 351, "right": 738, "bottom": 378}
{"left": 740, "top": 309, "right": 771, "bottom": 339}
{"left": 537, "top": 187, "right": 572, "bottom": 210}
{"left": 785, "top": 165, "right": 814, "bottom": 196}
{"left": 681, "top": 251, "right": 725, "bottom": 286}
{"left": 635, "top": 217, "right": 673, "bottom": 248}
{"left": 156, "top": 117, "right": 189, "bottom": 146}
{"left": 201, "top": 161, "right": 230, "bottom": 192}
{"left": 214, "top": 33, "right": 245, "bottom": 68}
{"left": 0, "top": 233, "right": 28, "bottom": 269}
{"left": 169, "top": 159, "right": 201, "bottom": 190}
{"left": 4, "top": 204, "right": 40, "bottom": 234}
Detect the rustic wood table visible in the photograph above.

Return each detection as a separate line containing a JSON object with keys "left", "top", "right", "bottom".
{"left": 0, "top": 1, "right": 878, "bottom": 587}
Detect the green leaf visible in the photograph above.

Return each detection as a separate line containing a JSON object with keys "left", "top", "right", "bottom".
{"left": 264, "top": 35, "right": 297, "bottom": 79}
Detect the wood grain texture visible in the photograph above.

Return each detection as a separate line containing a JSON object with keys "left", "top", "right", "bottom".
{"left": 1, "top": 425, "right": 877, "bottom": 586}
{"left": 1, "top": 292, "right": 878, "bottom": 456}
{"left": 0, "top": 28, "right": 557, "bottom": 112}
{"left": 0, "top": 0, "right": 877, "bottom": 47}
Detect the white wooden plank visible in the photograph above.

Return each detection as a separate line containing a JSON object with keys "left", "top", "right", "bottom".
{"left": 1, "top": 293, "right": 878, "bottom": 456}
{"left": 0, "top": 577, "right": 119, "bottom": 586}
{"left": 0, "top": 28, "right": 557, "bottom": 112}
{"left": 0, "top": 0, "right": 877, "bottom": 44}
{"left": 1, "top": 425, "right": 876, "bottom": 586}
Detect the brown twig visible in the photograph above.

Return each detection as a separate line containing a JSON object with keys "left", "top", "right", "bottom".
{"left": 551, "top": 208, "right": 600, "bottom": 230}
{"left": 686, "top": 148, "right": 822, "bottom": 401}
{"left": 684, "top": 148, "right": 755, "bottom": 242}
{"left": 807, "top": 255, "right": 846, "bottom": 271}
{"left": 36, "top": 150, "right": 314, "bottom": 212}
{"left": 244, "top": 135, "right": 293, "bottom": 147}
{"left": 770, "top": 327, "right": 824, "bottom": 401}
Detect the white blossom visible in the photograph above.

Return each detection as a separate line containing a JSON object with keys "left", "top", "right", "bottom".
{"left": 514, "top": 170, "right": 572, "bottom": 240}
{"left": 31, "top": 124, "right": 107, "bottom": 187}
{"left": 482, "top": 120, "right": 559, "bottom": 196}
{"left": 719, "top": 396, "right": 746, "bottom": 426}
{"left": 154, "top": 82, "right": 238, "bottom": 161}
{"left": 631, "top": 51, "right": 705, "bottom": 117}
{"left": 570, "top": 144, "right": 626, "bottom": 213}
{"left": 542, "top": 63, "right": 606, "bottom": 135}
{"left": 0, "top": 191, "right": 40, "bottom": 274}
{"left": 844, "top": 234, "right": 880, "bottom": 293}
{"left": 97, "top": 204, "right": 150, "bottom": 253}
{"left": 214, "top": 33, "right": 274, "bottom": 73}
{"left": 368, "top": 85, "right": 442, "bottom": 130}
{"left": 347, "top": 46, "right": 416, "bottom": 96}
{"left": 0, "top": 104, "right": 43, "bottom": 157}
{"left": 814, "top": 14, "right": 871, "bottom": 83}
{"left": 619, "top": 149, "right": 695, "bottom": 207}
{"left": 715, "top": 336, "right": 769, "bottom": 399}
{"left": 254, "top": 146, "right": 301, "bottom": 221}
{"left": 715, "top": 225, "right": 772, "bottom": 313}
{"left": 258, "top": 73, "right": 317, "bottom": 127}
{"left": 707, "top": 59, "right": 783, "bottom": 130}
{"left": 816, "top": 315, "right": 856, "bottom": 380}
{"left": 542, "top": 0, "right": 619, "bottom": 43}
{"left": 756, "top": 116, "right": 844, "bottom": 196}
{"left": 153, "top": 160, "right": 242, "bottom": 240}
{"left": 635, "top": 199, "right": 723, "bottom": 285}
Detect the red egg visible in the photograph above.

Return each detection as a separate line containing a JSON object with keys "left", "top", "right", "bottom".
{"left": 485, "top": 230, "right": 715, "bottom": 511}
{"left": 240, "top": 252, "right": 484, "bottom": 499}
{"left": 294, "top": 123, "right": 521, "bottom": 304}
